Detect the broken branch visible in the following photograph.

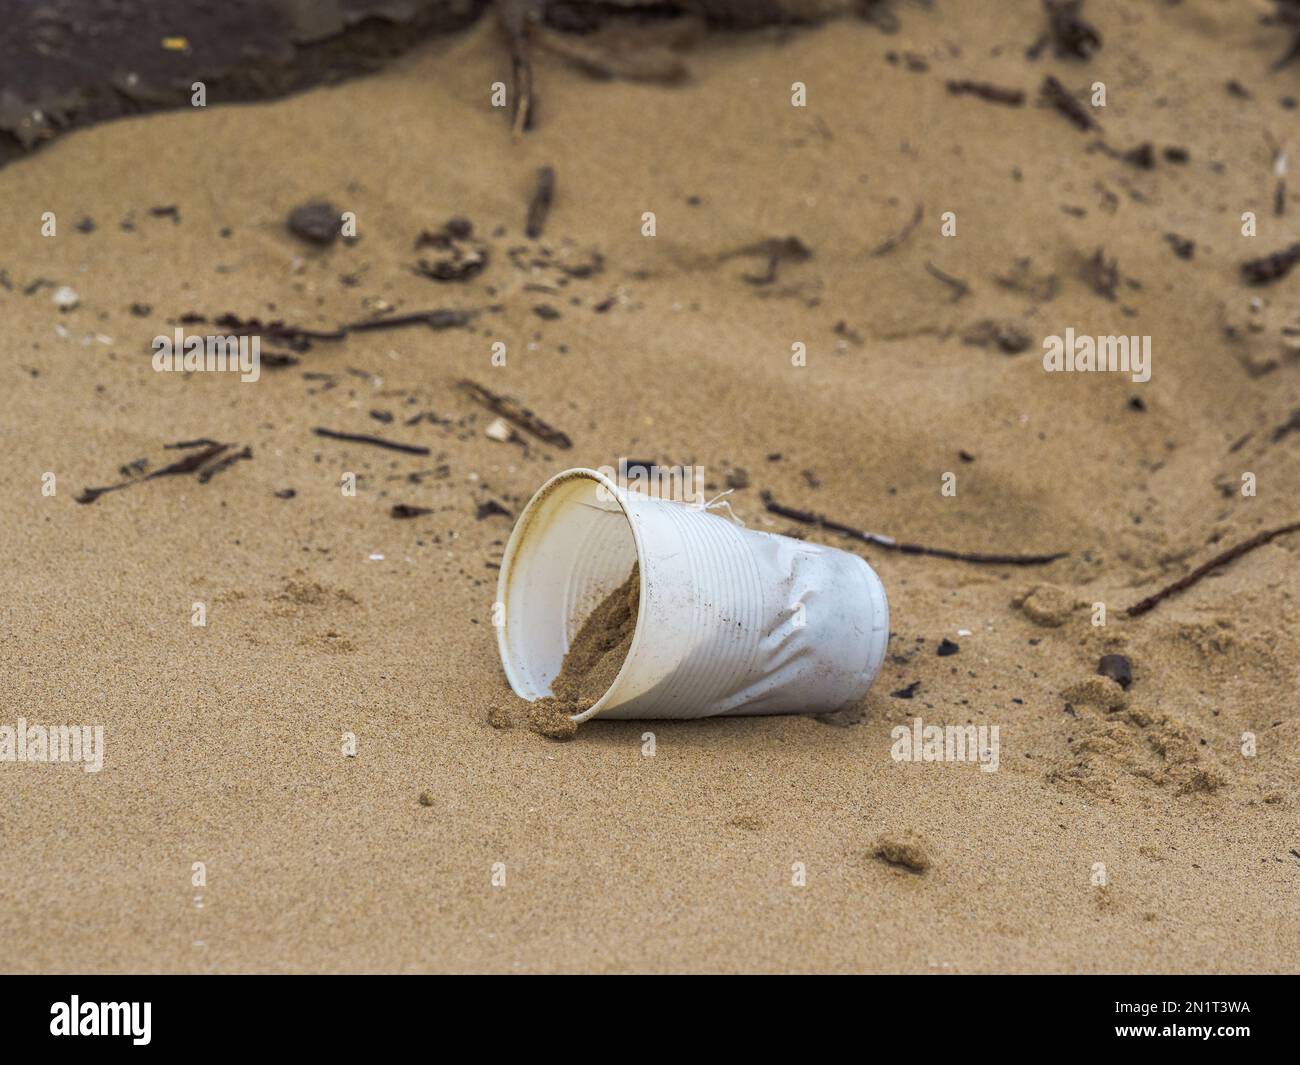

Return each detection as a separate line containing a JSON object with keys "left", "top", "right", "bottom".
{"left": 1125, "top": 519, "right": 1300, "bottom": 616}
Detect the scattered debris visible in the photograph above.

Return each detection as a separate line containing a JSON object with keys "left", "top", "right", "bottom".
{"left": 1271, "top": 407, "right": 1300, "bottom": 443}
{"left": 1241, "top": 242, "right": 1300, "bottom": 285}
{"left": 52, "top": 286, "right": 79, "bottom": 311}
{"left": 414, "top": 219, "right": 488, "bottom": 282}
{"left": 525, "top": 165, "right": 556, "bottom": 238}
{"left": 476, "top": 500, "right": 512, "bottom": 520}
{"left": 870, "top": 203, "right": 923, "bottom": 257}
{"left": 890, "top": 681, "right": 920, "bottom": 699}
{"left": 1081, "top": 246, "right": 1120, "bottom": 300}
{"left": 1119, "top": 141, "right": 1156, "bottom": 169}
{"left": 459, "top": 379, "right": 572, "bottom": 448}
{"left": 391, "top": 504, "right": 433, "bottom": 519}
{"left": 75, "top": 440, "right": 238, "bottom": 504}
{"left": 996, "top": 257, "right": 1059, "bottom": 301}
{"left": 924, "top": 261, "right": 971, "bottom": 302}
{"left": 182, "top": 312, "right": 345, "bottom": 349}
{"left": 1165, "top": 233, "right": 1195, "bottom": 260}
{"left": 946, "top": 80, "right": 1024, "bottom": 106}
{"left": 498, "top": 0, "right": 537, "bottom": 136}
{"left": 1269, "top": 0, "right": 1300, "bottom": 69}
{"left": 1042, "top": 0, "right": 1102, "bottom": 60}
{"left": 484, "top": 417, "right": 515, "bottom": 442}
{"left": 723, "top": 236, "right": 813, "bottom": 286}
{"left": 1040, "top": 74, "right": 1097, "bottom": 131}
{"left": 1126, "top": 519, "right": 1300, "bottom": 616}
{"left": 962, "top": 319, "right": 1031, "bottom": 354}
{"left": 347, "top": 308, "right": 475, "bottom": 332}
{"left": 196, "top": 445, "right": 252, "bottom": 484}
{"left": 762, "top": 492, "right": 1069, "bottom": 566}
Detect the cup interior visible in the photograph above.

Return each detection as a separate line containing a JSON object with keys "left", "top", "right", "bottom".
{"left": 496, "top": 470, "right": 641, "bottom": 702}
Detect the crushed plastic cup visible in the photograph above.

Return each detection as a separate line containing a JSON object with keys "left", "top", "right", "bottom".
{"left": 495, "top": 468, "right": 890, "bottom": 722}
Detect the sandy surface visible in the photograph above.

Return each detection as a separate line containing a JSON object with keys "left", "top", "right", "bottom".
{"left": 2, "top": 1, "right": 1298, "bottom": 973}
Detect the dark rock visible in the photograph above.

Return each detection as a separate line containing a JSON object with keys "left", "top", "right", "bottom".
{"left": 288, "top": 201, "right": 340, "bottom": 245}
{"left": 1097, "top": 654, "right": 1132, "bottom": 690}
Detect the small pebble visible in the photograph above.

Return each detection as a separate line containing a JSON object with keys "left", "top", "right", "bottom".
{"left": 1097, "top": 653, "right": 1133, "bottom": 690}
{"left": 287, "top": 201, "right": 340, "bottom": 245}
{"left": 52, "top": 286, "right": 79, "bottom": 311}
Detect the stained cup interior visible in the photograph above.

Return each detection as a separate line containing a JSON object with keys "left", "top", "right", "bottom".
{"left": 496, "top": 470, "right": 641, "bottom": 702}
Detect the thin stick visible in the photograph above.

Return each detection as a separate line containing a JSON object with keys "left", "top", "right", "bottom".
{"left": 1125, "top": 519, "right": 1300, "bottom": 617}
{"left": 458, "top": 379, "right": 572, "bottom": 449}
{"left": 761, "top": 492, "right": 1069, "bottom": 566}
{"left": 312, "top": 428, "right": 431, "bottom": 456}
{"left": 1040, "top": 74, "right": 1097, "bottom": 131}
{"left": 925, "top": 261, "right": 971, "bottom": 301}
{"left": 946, "top": 80, "right": 1025, "bottom": 106}
{"left": 197, "top": 445, "right": 253, "bottom": 484}
{"left": 499, "top": 0, "right": 543, "bottom": 137}
{"left": 526, "top": 166, "right": 556, "bottom": 239}
{"left": 342, "top": 309, "right": 474, "bottom": 333}
{"left": 869, "top": 203, "right": 923, "bottom": 257}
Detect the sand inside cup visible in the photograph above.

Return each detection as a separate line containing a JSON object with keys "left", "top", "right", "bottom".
{"left": 490, "top": 565, "right": 640, "bottom": 739}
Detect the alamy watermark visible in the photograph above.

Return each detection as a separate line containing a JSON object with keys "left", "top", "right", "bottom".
{"left": 1043, "top": 328, "right": 1151, "bottom": 383}
{"left": 891, "top": 717, "right": 1000, "bottom": 773}
{"left": 152, "top": 328, "right": 260, "bottom": 382}
{"left": 50, "top": 996, "right": 150, "bottom": 1045}
{"left": 594, "top": 458, "right": 706, "bottom": 504}
{"left": 0, "top": 718, "right": 104, "bottom": 772}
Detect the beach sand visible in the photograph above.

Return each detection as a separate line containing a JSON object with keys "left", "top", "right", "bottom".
{"left": 1, "top": 1, "right": 1298, "bottom": 972}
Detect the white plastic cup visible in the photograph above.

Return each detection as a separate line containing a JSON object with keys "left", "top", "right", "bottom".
{"left": 495, "top": 468, "right": 890, "bottom": 722}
